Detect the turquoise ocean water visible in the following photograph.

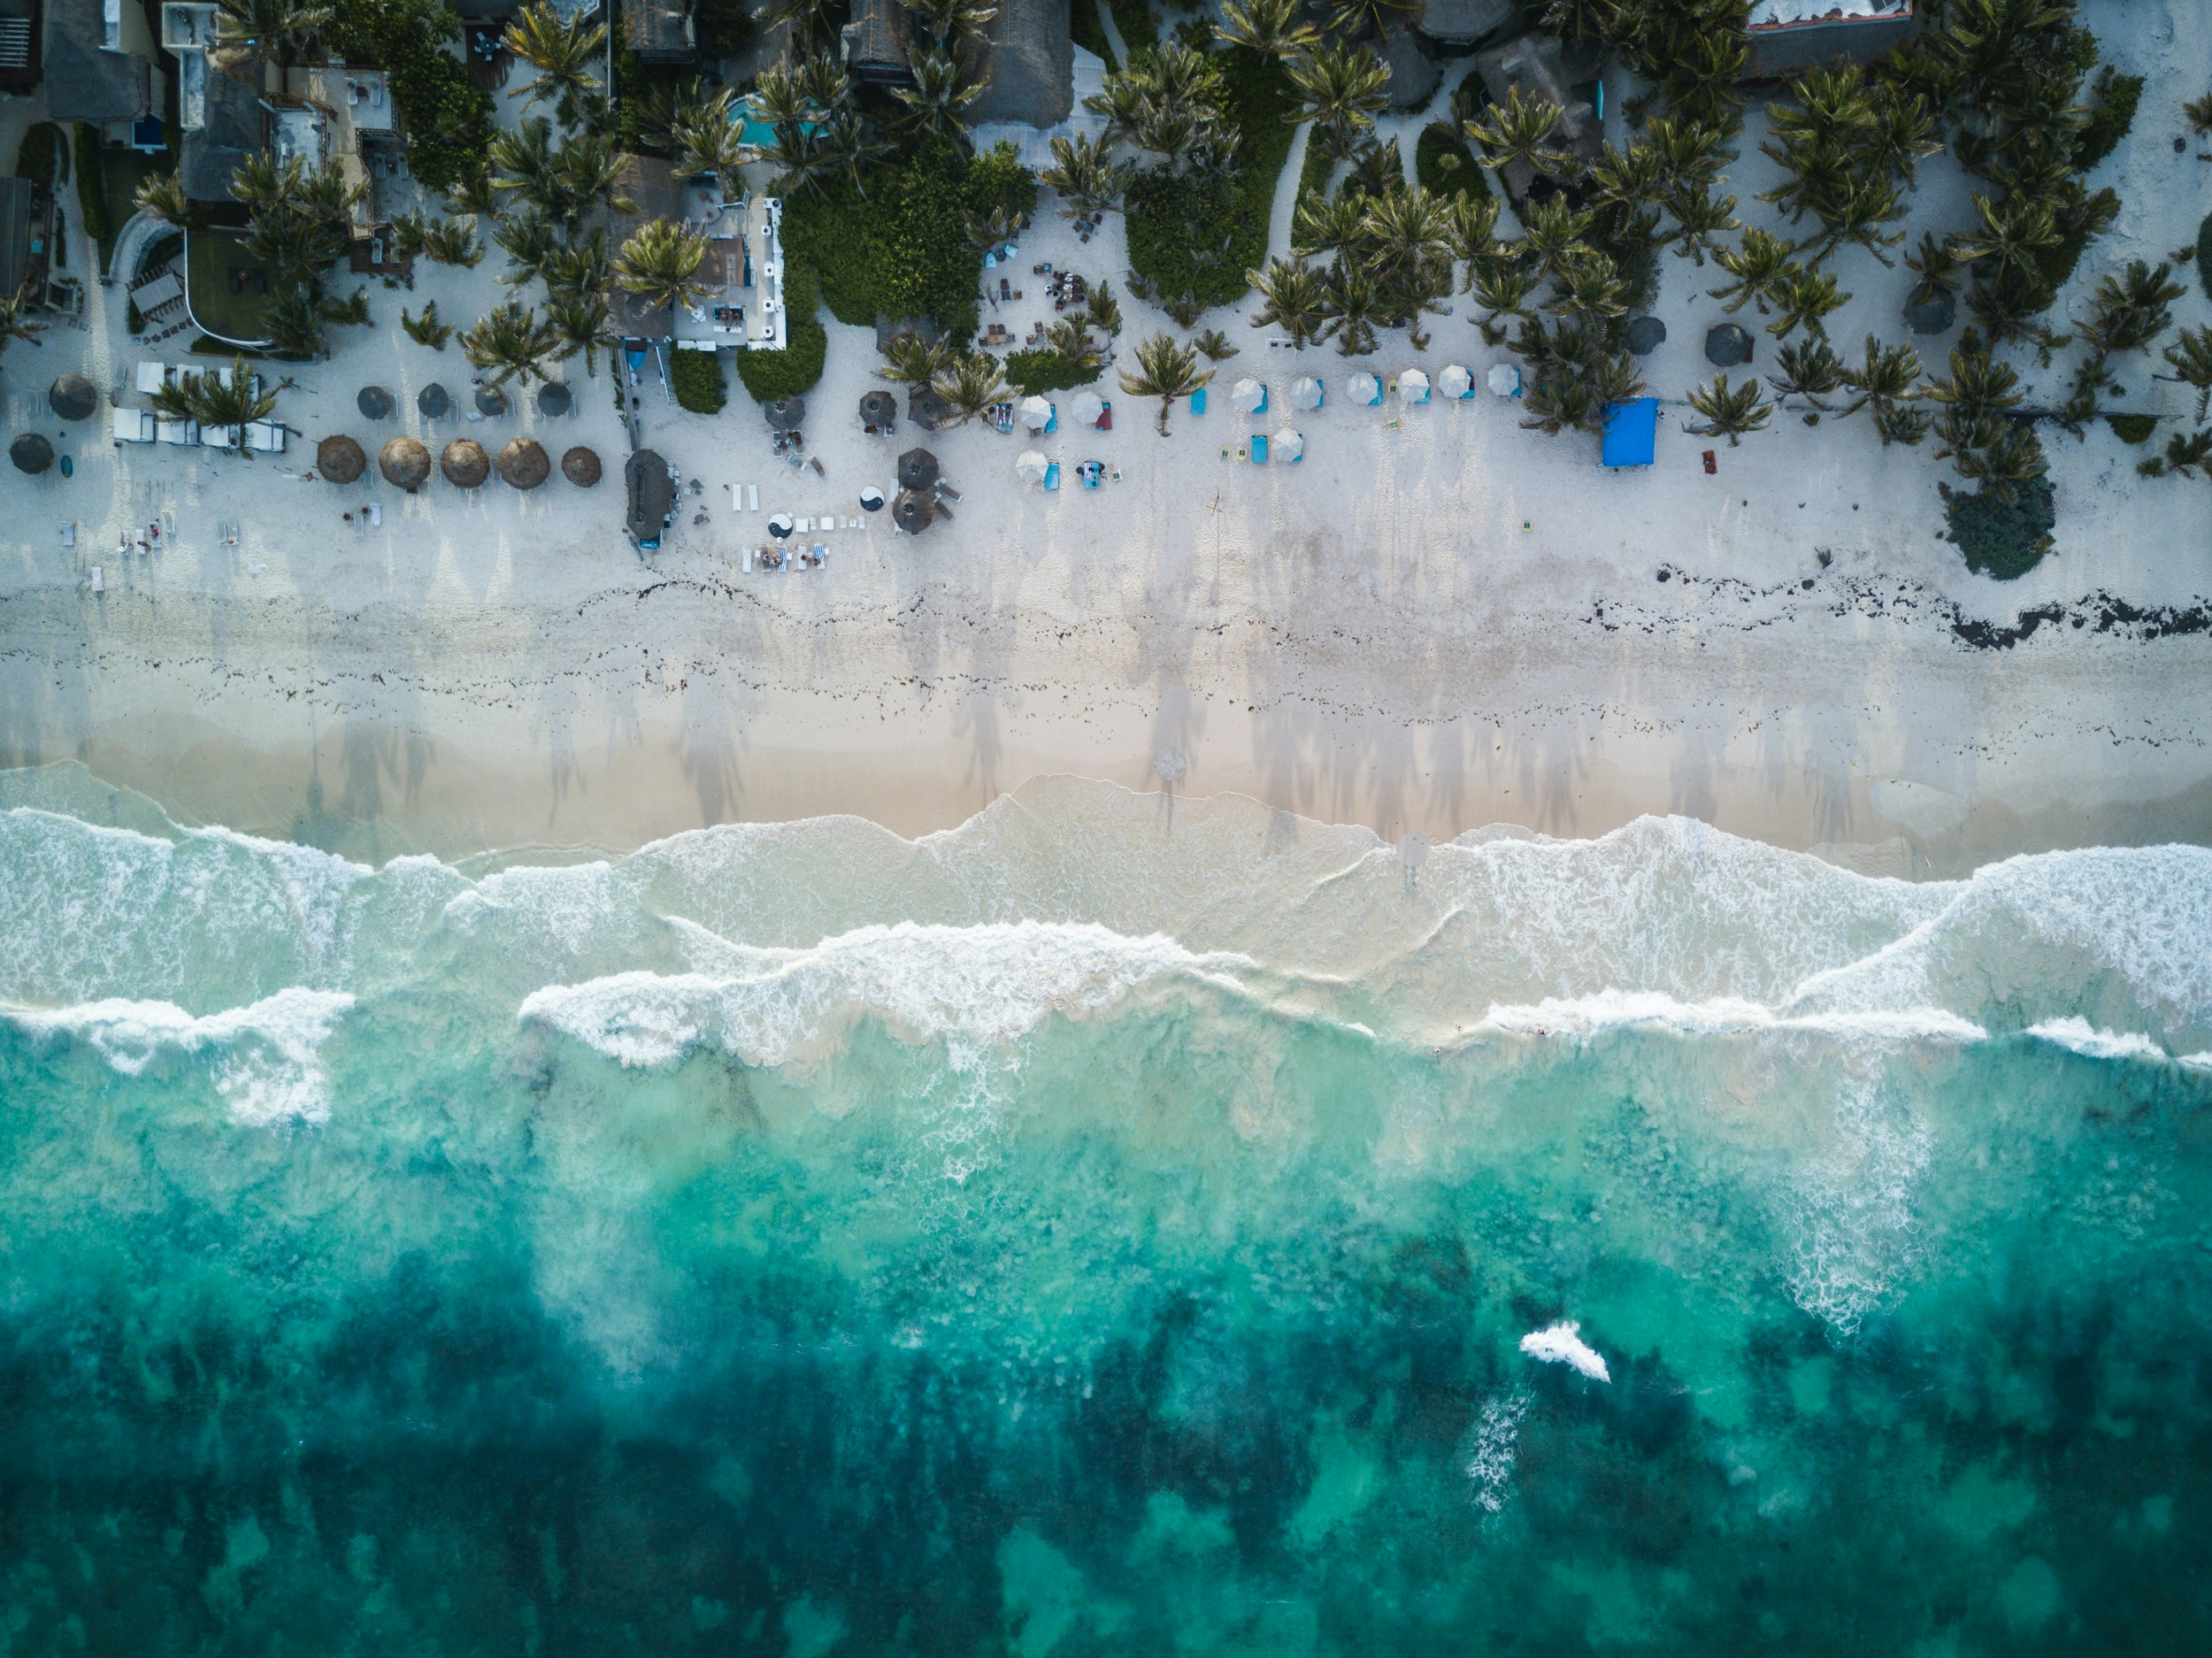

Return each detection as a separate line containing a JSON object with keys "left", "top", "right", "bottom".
{"left": 1, "top": 764, "right": 2208, "bottom": 1654}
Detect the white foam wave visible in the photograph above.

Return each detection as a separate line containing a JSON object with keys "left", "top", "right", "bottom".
{"left": 2025, "top": 1017, "right": 2169, "bottom": 1064}
{"left": 1520, "top": 1322, "right": 1610, "bottom": 1382}
{"left": 3, "top": 987, "right": 355, "bottom": 1125}
{"left": 518, "top": 919, "right": 1256, "bottom": 1069}
{"left": 1479, "top": 989, "right": 1985, "bottom": 1045}
{"left": 1462, "top": 1391, "right": 1531, "bottom": 1515}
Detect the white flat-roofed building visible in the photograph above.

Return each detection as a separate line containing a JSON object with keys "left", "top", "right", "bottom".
{"left": 667, "top": 178, "right": 787, "bottom": 355}
{"left": 1746, "top": 0, "right": 1914, "bottom": 79}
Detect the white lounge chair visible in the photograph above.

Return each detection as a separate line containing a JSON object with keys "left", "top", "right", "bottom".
{"left": 111, "top": 409, "right": 155, "bottom": 443}
{"left": 244, "top": 419, "right": 286, "bottom": 453}
{"left": 156, "top": 418, "right": 201, "bottom": 446}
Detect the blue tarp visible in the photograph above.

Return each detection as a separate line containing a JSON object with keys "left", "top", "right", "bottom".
{"left": 1601, "top": 398, "right": 1658, "bottom": 467}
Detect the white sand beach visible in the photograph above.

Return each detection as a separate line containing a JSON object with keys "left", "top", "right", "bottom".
{"left": 2, "top": 0, "right": 2208, "bottom": 871}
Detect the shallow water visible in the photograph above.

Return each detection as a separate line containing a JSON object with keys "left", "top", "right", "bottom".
{"left": 2, "top": 764, "right": 2208, "bottom": 1654}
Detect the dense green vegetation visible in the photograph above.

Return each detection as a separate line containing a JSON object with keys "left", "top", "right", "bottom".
{"left": 2073, "top": 67, "right": 2142, "bottom": 171}
{"left": 71, "top": 126, "right": 108, "bottom": 248}
{"left": 671, "top": 349, "right": 727, "bottom": 413}
{"left": 1003, "top": 348, "right": 1103, "bottom": 395}
{"left": 12, "top": 123, "right": 58, "bottom": 183}
{"left": 1943, "top": 476, "right": 2056, "bottom": 580}
{"left": 1415, "top": 121, "right": 1488, "bottom": 203}
{"left": 735, "top": 267, "right": 826, "bottom": 401}
{"left": 2200, "top": 212, "right": 2212, "bottom": 300}
{"left": 325, "top": 0, "right": 495, "bottom": 188}
{"left": 1105, "top": 0, "right": 1157, "bottom": 57}
{"left": 2105, "top": 412, "right": 2155, "bottom": 444}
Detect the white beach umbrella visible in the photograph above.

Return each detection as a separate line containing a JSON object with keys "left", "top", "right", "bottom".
{"left": 1438, "top": 364, "right": 1472, "bottom": 400}
{"left": 1019, "top": 394, "right": 1054, "bottom": 430}
{"left": 1401, "top": 368, "right": 1431, "bottom": 403}
{"left": 1348, "top": 372, "right": 1382, "bottom": 405}
{"left": 1016, "top": 449, "right": 1049, "bottom": 485}
{"left": 1487, "top": 362, "right": 1522, "bottom": 398}
{"left": 1289, "top": 375, "right": 1323, "bottom": 411}
{"left": 1231, "top": 376, "right": 1266, "bottom": 414}
{"left": 1273, "top": 428, "right": 1303, "bottom": 462}
{"left": 1071, "top": 389, "right": 1105, "bottom": 426}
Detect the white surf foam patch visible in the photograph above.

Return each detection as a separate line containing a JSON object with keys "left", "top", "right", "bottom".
{"left": 1519, "top": 1322, "right": 1610, "bottom": 1383}
{"left": 1462, "top": 1391, "right": 1532, "bottom": 1514}
{"left": 3, "top": 988, "right": 355, "bottom": 1125}
{"left": 2026, "top": 1017, "right": 2169, "bottom": 1064}
{"left": 518, "top": 919, "right": 1256, "bottom": 1069}
{"left": 1479, "top": 989, "right": 1985, "bottom": 1044}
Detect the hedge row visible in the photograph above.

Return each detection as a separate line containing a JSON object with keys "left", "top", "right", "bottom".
{"left": 1003, "top": 349, "right": 1102, "bottom": 395}
{"left": 672, "top": 349, "right": 727, "bottom": 413}
{"left": 13, "top": 122, "right": 59, "bottom": 183}
{"left": 72, "top": 124, "right": 109, "bottom": 247}
{"left": 736, "top": 265, "right": 827, "bottom": 401}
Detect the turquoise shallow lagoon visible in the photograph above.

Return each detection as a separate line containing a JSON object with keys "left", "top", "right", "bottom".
{"left": 1, "top": 766, "right": 2208, "bottom": 1654}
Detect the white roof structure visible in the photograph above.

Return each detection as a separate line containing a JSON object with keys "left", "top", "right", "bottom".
{"left": 1749, "top": 0, "right": 1906, "bottom": 20}
{"left": 1016, "top": 449, "right": 1048, "bottom": 484}
{"left": 1071, "top": 389, "right": 1104, "bottom": 426}
{"left": 1231, "top": 377, "right": 1265, "bottom": 413}
{"left": 1348, "top": 372, "right": 1382, "bottom": 405}
{"left": 1439, "top": 364, "right": 1473, "bottom": 399}
{"left": 1401, "top": 368, "right": 1431, "bottom": 403}
{"left": 1273, "top": 429, "right": 1303, "bottom": 462}
{"left": 1019, "top": 395, "right": 1053, "bottom": 430}
{"left": 1289, "top": 376, "right": 1322, "bottom": 411}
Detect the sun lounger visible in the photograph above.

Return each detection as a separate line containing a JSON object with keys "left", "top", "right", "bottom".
{"left": 245, "top": 419, "right": 285, "bottom": 453}
{"left": 1043, "top": 462, "right": 1060, "bottom": 491}
{"left": 111, "top": 409, "right": 154, "bottom": 443}
{"left": 1190, "top": 388, "right": 1206, "bottom": 416}
{"left": 157, "top": 418, "right": 201, "bottom": 446}
{"left": 1250, "top": 434, "right": 1268, "bottom": 464}
{"left": 134, "top": 362, "right": 169, "bottom": 395}
{"left": 743, "top": 548, "right": 755, "bottom": 572}
{"left": 1098, "top": 402, "right": 1112, "bottom": 430}
{"left": 748, "top": 484, "right": 759, "bottom": 510}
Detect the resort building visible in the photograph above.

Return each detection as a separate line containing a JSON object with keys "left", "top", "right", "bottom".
{"left": 0, "top": 174, "right": 56, "bottom": 305}
{"left": 43, "top": 0, "right": 163, "bottom": 149}
{"left": 1745, "top": 0, "right": 1915, "bottom": 78}
{"left": 623, "top": 0, "right": 696, "bottom": 65}
{"left": 840, "top": 0, "right": 910, "bottom": 88}
{"left": 162, "top": 4, "right": 262, "bottom": 203}
{"left": 611, "top": 157, "right": 787, "bottom": 357}
{"left": 270, "top": 65, "right": 400, "bottom": 235}
{"left": 0, "top": 0, "right": 40, "bottom": 96}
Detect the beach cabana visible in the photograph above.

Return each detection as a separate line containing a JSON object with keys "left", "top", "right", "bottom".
{"left": 1348, "top": 372, "right": 1382, "bottom": 406}
{"left": 893, "top": 487, "right": 934, "bottom": 533}
{"left": 1016, "top": 449, "right": 1049, "bottom": 486}
{"left": 11, "top": 433, "right": 53, "bottom": 473}
{"left": 1625, "top": 317, "right": 1666, "bottom": 357}
{"left": 1071, "top": 389, "right": 1105, "bottom": 427}
{"left": 317, "top": 434, "right": 367, "bottom": 484}
{"left": 1438, "top": 364, "right": 1473, "bottom": 400}
{"left": 1018, "top": 395, "right": 1054, "bottom": 433}
{"left": 1486, "top": 363, "right": 1521, "bottom": 398}
{"left": 1274, "top": 429, "right": 1303, "bottom": 463}
{"left": 765, "top": 396, "right": 806, "bottom": 431}
{"left": 49, "top": 373, "right": 97, "bottom": 422}
{"left": 474, "top": 386, "right": 509, "bottom": 417}
{"left": 357, "top": 386, "right": 394, "bottom": 420}
{"left": 537, "top": 381, "right": 574, "bottom": 418}
{"left": 1401, "top": 369, "right": 1431, "bottom": 404}
{"left": 1601, "top": 398, "right": 1659, "bottom": 468}
{"left": 498, "top": 438, "right": 549, "bottom": 490}
{"left": 626, "top": 449, "right": 676, "bottom": 547}
{"left": 1289, "top": 375, "right": 1323, "bottom": 411}
{"left": 1705, "top": 324, "right": 1754, "bottom": 368}
{"left": 441, "top": 439, "right": 490, "bottom": 488}
{"left": 859, "top": 389, "right": 897, "bottom": 432}
{"left": 1231, "top": 377, "right": 1266, "bottom": 414}
{"left": 562, "top": 446, "right": 603, "bottom": 487}
{"left": 897, "top": 447, "right": 940, "bottom": 490}
{"left": 380, "top": 436, "right": 431, "bottom": 491}
{"left": 418, "top": 383, "right": 450, "bottom": 419}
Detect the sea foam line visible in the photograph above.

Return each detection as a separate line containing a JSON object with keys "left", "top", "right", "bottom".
{"left": 1477, "top": 989, "right": 1985, "bottom": 1044}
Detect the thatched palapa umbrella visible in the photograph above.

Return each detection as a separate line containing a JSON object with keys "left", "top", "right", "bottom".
{"left": 537, "top": 381, "right": 573, "bottom": 418}
{"left": 1625, "top": 317, "right": 1666, "bottom": 357}
{"left": 417, "top": 382, "right": 450, "bottom": 419}
{"left": 441, "top": 437, "right": 490, "bottom": 488}
{"left": 896, "top": 447, "right": 939, "bottom": 491}
{"left": 475, "top": 385, "right": 508, "bottom": 417}
{"left": 318, "top": 434, "right": 367, "bottom": 484}
{"left": 561, "top": 446, "right": 602, "bottom": 487}
{"left": 357, "top": 386, "right": 394, "bottom": 420}
{"left": 379, "top": 435, "right": 431, "bottom": 491}
{"left": 764, "top": 395, "right": 806, "bottom": 431}
{"left": 497, "top": 438, "right": 549, "bottom": 490}
{"left": 859, "top": 389, "right": 897, "bottom": 431}
{"left": 907, "top": 386, "right": 950, "bottom": 431}
{"left": 10, "top": 433, "right": 54, "bottom": 473}
{"left": 1705, "top": 324, "right": 1754, "bottom": 368}
{"left": 892, "top": 487, "right": 934, "bottom": 533}
{"left": 49, "top": 373, "right": 97, "bottom": 422}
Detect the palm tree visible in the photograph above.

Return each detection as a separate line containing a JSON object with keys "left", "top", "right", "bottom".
{"left": 503, "top": 1, "right": 606, "bottom": 121}
{"left": 894, "top": 49, "right": 985, "bottom": 150}
{"left": 213, "top": 0, "right": 328, "bottom": 72}
{"left": 401, "top": 302, "right": 453, "bottom": 349}
{"left": 529, "top": 289, "right": 599, "bottom": 373}
{"left": 133, "top": 171, "right": 200, "bottom": 230}
{"left": 1840, "top": 334, "right": 1924, "bottom": 428}
{"left": 760, "top": 0, "right": 835, "bottom": 52}
{"left": 1291, "top": 190, "right": 1367, "bottom": 263}
{"left": 1248, "top": 257, "right": 1333, "bottom": 349}
{"left": 1358, "top": 185, "right": 1451, "bottom": 294}
{"left": 445, "top": 173, "right": 502, "bottom": 221}
{"left": 1686, "top": 373, "right": 1772, "bottom": 445}
{"left": 931, "top": 352, "right": 1010, "bottom": 426}
{"left": 1519, "top": 365, "right": 1600, "bottom": 436}
{"left": 258, "top": 285, "right": 326, "bottom": 357}
{"left": 1951, "top": 420, "right": 2047, "bottom": 500}
{"left": 1904, "top": 231, "right": 1962, "bottom": 307}
{"left": 423, "top": 219, "right": 484, "bottom": 268}
{"left": 1041, "top": 134, "right": 1131, "bottom": 221}
{"left": 462, "top": 302, "right": 564, "bottom": 388}
{"left": 1517, "top": 194, "right": 1594, "bottom": 284}
{"left": 156, "top": 356, "right": 286, "bottom": 449}
{"left": 906, "top": 0, "right": 998, "bottom": 46}
{"left": 1192, "top": 327, "right": 1239, "bottom": 363}
{"left": 1709, "top": 227, "right": 1799, "bottom": 314}
{"left": 0, "top": 282, "right": 47, "bottom": 360}
{"left": 1444, "top": 191, "right": 1503, "bottom": 277}
{"left": 1464, "top": 84, "right": 1569, "bottom": 180}
{"left": 494, "top": 213, "right": 558, "bottom": 289}
{"left": 964, "top": 204, "right": 1023, "bottom": 259}
{"left": 1471, "top": 261, "right": 1536, "bottom": 346}
{"left": 540, "top": 228, "right": 610, "bottom": 300}
{"left": 1286, "top": 44, "right": 1389, "bottom": 163}
{"left": 1769, "top": 270, "right": 1849, "bottom": 341}
{"left": 672, "top": 88, "right": 744, "bottom": 192}
{"left": 1320, "top": 0, "right": 1417, "bottom": 43}
{"left": 815, "top": 110, "right": 889, "bottom": 198}
{"left": 1215, "top": 0, "right": 1317, "bottom": 60}
{"left": 2161, "top": 326, "right": 2212, "bottom": 421}
{"left": 1548, "top": 252, "right": 1626, "bottom": 324}
{"left": 1772, "top": 338, "right": 1845, "bottom": 413}
{"left": 879, "top": 331, "right": 953, "bottom": 385}
{"left": 1045, "top": 316, "right": 1103, "bottom": 369}
{"left": 1665, "top": 177, "right": 1740, "bottom": 265}
{"left": 1087, "top": 282, "right": 1124, "bottom": 339}
{"left": 1324, "top": 260, "right": 1381, "bottom": 356}
{"left": 2080, "top": 260, "right": 2185, "bottom": 359}
{"left": 1951, "top": 191, "right": 2060, "bottom": 288}
{"left": 1928, "top": 334, "right": 2024, "bottom": 430}
{"left": 1120, "top": 333, "right": 1212, "bottom": 434}
{"left": 615, "top": 219, "right": 712, "bottom": 315}
{"left": 2139, "top": 428, "right": 2212, "bottom": 481}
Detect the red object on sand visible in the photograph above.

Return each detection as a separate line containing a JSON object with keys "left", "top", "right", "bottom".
{"left": 1098, "top": 404, "right": 1112, "bottom": 430}
{"left": 1701, "top": 449, "right": 1717, "bottom": 474}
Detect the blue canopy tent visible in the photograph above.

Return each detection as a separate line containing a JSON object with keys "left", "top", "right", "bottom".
{"left": 1601, "top": 398, "right": 1658, "bottom": 468}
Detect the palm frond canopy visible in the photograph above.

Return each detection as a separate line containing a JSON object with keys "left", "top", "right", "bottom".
{"left": 316, "top": 434, "right": 367, "bottom": 483}
{"left": 897, "top": 448, "right": 940, "bottom": 489}
{"left": 498, "top": 438, "right": 550, "bottom": 490}
{"left": 441, "top": 438, "right": 491, "bottom": 488}
{"left": 357, "top": 385, "right": 395, "bottom": 419}
{"left": 561, "top": 446, "right": 603, "bottom": 487}
{"left": 379, "top": 435, "right": 431, "bottom": 490}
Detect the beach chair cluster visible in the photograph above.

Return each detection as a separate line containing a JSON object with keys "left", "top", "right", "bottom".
{"left": 112, "top": 361, "right": 286, "bottom": 452}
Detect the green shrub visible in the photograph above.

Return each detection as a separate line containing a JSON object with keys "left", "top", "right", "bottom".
{"left": 72, "top": 125, "right": 108, "bottom": 247}
{"left": 2032, "top": 186, "right": 2119, "bottom": 296}
{"left": 968, "top": 140, "right": 1039, "bottom": 222}
{"left": 1106, "top": 0, "right": 1156, "bottom": 57}
{"left": 1943, "top": 476, "right": 2056, "bottom": 580}
{"left": 2105, "top": 412, "right": 2155, "bottom": 443}
{"left": 1002, "top": 348, "right": 1102, "bottom": 395}
{"left": 1071, "top": 0, "right": 1114, "bottom": 68}
{"left": 2200, "top": 211, "right": 2212, "bottom": 301}
{"left": 1415, "top": 120, "right": 1488, "bottom": 202}
{"left": 13, "top": 122, "right": 58, "bottom": 183}
{"left": 1294, "top": 134, "right": 1333, "bottom": 209}
{"left": 324, "top": 0, "right": 495, "bottom": 189}
{"left": 126, "top": 299, "right": 145, "bottom": 334}
{"left": 696, "top": 0, "right": 754, "bottom": 55}
{"left": 2073, "top": 67, "right": 2142, "bottom": 171}
{"left": 672, "top": 349, "right": 727, "bottom": 412}
{"left": 737, "top": 265, "right": 826, "bottom": 400}
{"left": 1124, "top": 46, "right": 1295, "bottom": 314}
